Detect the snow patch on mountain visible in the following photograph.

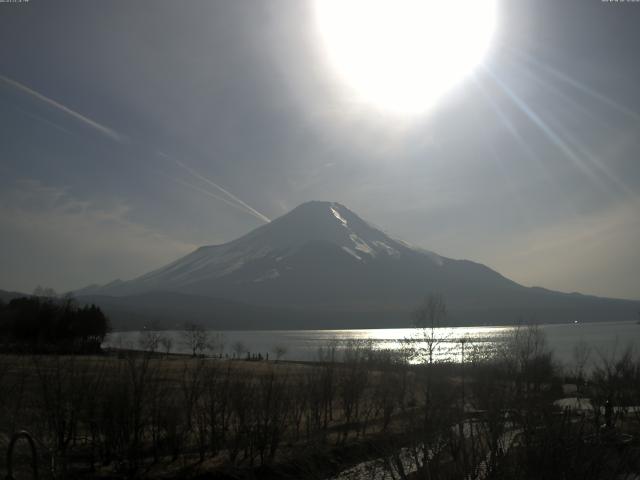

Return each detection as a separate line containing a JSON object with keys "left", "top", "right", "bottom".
{"left": 342, "top": 246, "right": 362, "bottom": 261}
{"left": 371, "top": 240, "right": 400, "bottom": 257}
{"left": 349, "top": 233, "right": 374, "bottom": 256}
{"left": 253, "top": 269, "right": 280, "bottom": 282}
{"left": 331, "top": 206, "right": 348, "bottom": 226}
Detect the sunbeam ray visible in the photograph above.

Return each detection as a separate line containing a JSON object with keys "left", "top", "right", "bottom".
{"left": 474, "top": 76, "right": 555, "bottom": 179}
{"left": 541, "top": 112, "right": 639, "bottom": 202}
{"left": 508, "top": 48, "right": 640, "bottom": 122}
{"left": 482, "top": 66, "right": 612, "bottom": 190}
{"left": 505, "top": 58, "right": 612, "bottom": 131}
{"left": 495, "top": 60, "right": 638, "bottom": 201}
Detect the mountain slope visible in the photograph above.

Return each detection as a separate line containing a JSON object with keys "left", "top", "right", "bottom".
{"left": 81, "top": 201, "right": 519, "bottom": 304}
{"left": 77, "top": 201, "right": 640, "bottom": 328}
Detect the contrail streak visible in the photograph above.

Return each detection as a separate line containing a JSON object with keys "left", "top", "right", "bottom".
{"left": 155, "top": 170, "right": 263, "bottom": 218}
{"left": 173, "top": 159, "right": 270, "bottom": 223}
{"left": 2, "top": 74, "right": 269, "bottom": 223}
{"left": 0, "top": 74, "right": 125, "bottom": 142}
{"left": 156, "top": 152, "right": 270, "bottom": 223}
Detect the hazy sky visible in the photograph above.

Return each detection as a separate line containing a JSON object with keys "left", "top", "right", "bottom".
{"left": 1, "top": 0, "right": 639, "bottom": 299}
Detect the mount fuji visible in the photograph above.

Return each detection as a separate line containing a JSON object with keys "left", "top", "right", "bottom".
{"left": 76, "top": 201, "right": 640, "bottom": 330}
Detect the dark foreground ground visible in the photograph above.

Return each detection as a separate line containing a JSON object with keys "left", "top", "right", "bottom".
{"left": 1, "top": 329, "right": 639, "bottom": 479}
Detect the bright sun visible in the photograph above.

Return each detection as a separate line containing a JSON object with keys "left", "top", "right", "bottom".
{"left": 314, "top": 0, "right": 498, "bottom": 115}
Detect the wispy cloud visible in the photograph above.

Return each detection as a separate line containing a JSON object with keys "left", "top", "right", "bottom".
{"left": 0, "top": 179, "right": 195, "bottom": 292}
{"left": 0, "top": 74, "right": 125, "bottom": 143}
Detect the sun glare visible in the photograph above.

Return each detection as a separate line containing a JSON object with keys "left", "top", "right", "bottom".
{"left": 314, "top": 0, "right": 498, "bottom": 115}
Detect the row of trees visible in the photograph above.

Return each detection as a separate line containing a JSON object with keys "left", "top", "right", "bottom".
{"left": 0, "top": 294, "right": 110, "bottom": 353}
{"left": 128, "top": 323, "right": 289, "bottom": 362}
{"left": 0, "top": 343, "right": 410, "bottom": 477}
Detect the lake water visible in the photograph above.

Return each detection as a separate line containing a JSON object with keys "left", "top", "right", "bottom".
{"left": 104, "top": 321, "right": 639, "bottom": 368}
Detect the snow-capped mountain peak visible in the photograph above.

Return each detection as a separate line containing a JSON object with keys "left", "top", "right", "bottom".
{"left": 77, "top": 201, "right": 441, "bottom": 296}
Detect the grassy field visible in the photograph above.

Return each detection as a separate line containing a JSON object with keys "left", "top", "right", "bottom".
{"left": 1, "top": 329, "right": 639, "bottom": 479}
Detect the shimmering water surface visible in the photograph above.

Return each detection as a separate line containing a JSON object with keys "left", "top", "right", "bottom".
{"left": 104, "top": 321, "right": 639, "bottom": 367}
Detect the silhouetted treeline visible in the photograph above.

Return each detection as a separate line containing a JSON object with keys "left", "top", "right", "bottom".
{"left": 0, "top": 295, "right": 110, "bottom": 353}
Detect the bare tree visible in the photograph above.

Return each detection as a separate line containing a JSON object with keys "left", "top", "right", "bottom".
{"left": 591, "top": 345, "right": 635, "bottom": 429}
{"left": 572, "top": 339, "right": 591, "bottom": 392}
{"left": 181, "top": 323, "right": 209, "bottom": 357}
{"left": 272, "top": 344, "right": 287, "bottom": 362}
{"left": 232, "top": 340, "right": 246, "bottom": 359}
{"left": 206, "top": 332, "right": 225, "bottom": 357}
{"left": 500, "top": 322, "right": 554, "bottom": 396}
{"left": 412, "top": 293, "right": 448, "bottom": 364}
{"left": 31, "top": 355, "right": 94, "bottom": 475}
{"left": 160, "top": 335, "right": 173, "bottom": 356}
{"left": 138, "top": 329, "right": 161, "bottom": 353}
